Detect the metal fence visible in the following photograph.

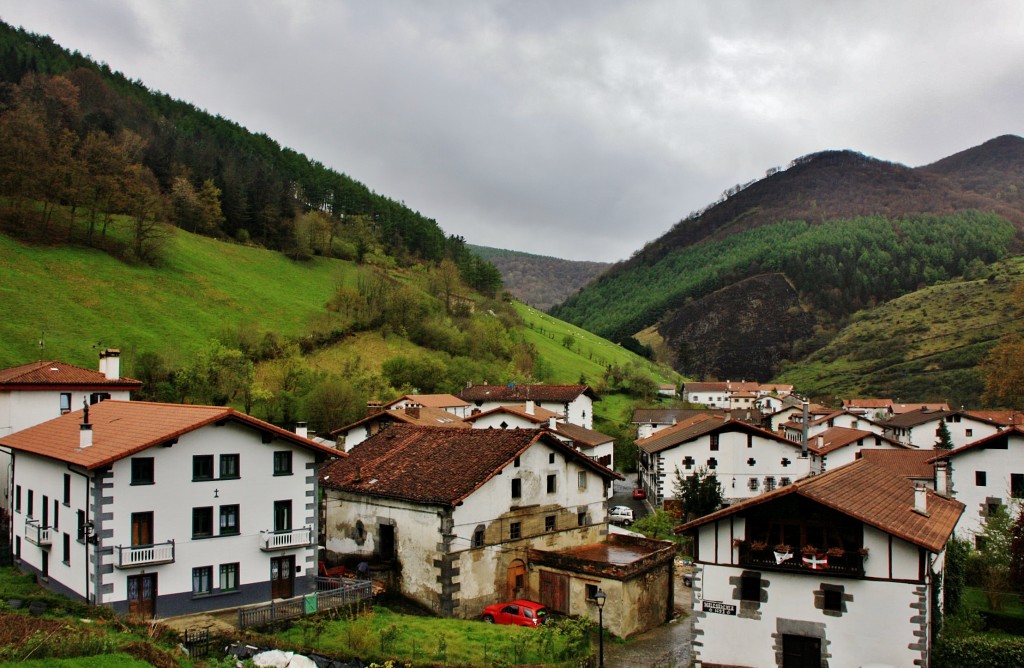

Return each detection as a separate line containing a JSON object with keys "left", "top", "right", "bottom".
{"left": 237, "top": 578, "right": 373, "bottom": 630}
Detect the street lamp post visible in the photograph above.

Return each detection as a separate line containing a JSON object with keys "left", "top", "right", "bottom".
{"left": 594, "top": 588, "right": 606, "bottom": 668}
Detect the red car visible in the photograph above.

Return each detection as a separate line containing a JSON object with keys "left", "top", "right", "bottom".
{"left": 632, "top": 487, "right": 647, "bottom": 499}
{"left": 481, "top": 600, "right": 549, "bottom": 627}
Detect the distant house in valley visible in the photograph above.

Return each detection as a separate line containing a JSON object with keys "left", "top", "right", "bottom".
{"left": 636, "top": 414, "right": 815, "bottom": 506}
{"left": 319, "top": 425, "right": 622, "bottom": 619}
{"left": 842, "top": 397, "right": 895, "bottom": 420}
{"left": 657, "top": 383, "right": 677, "bottom": 397}
{"left": 683, "top": 381, "right": 793, "bottom": 411}
{"left": 330, "top": 403, "right": 469, "bottom": 451}
{"left": 1, "top": 401, "right": 338, "bottom": 619}
{"left": 381, "top": 393, "right": 472, "bottom": 418}
{"left": 459, "top": 383, "right": 598, "bottom": 429}
{"left": 881, "top": 409, "right": 1000, "bottom": 449}
{"left": 676, "top": 458, "right": 963, "bottom": 668}
{"left": 463, "top": 402, "right": 562, "bottom": 430}
{"left": 928, "top": 427, "right": 1024, "bottom": 544}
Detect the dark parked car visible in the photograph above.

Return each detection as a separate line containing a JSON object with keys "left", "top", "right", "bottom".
{"left": 481, "top": 600, "right": 549, "bottom": 627}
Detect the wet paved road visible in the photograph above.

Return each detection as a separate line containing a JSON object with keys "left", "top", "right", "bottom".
{"left": 601, "top": 560, "right": 694, "bottom": 668}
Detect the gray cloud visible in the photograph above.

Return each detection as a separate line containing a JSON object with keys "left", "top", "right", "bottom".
{"left": 1, "top": 1, "right": 1021, "bottom": 261}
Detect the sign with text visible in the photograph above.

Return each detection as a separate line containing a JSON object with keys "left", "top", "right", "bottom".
{"left": 702, "top": 600, "right": 737, "bottom": 615}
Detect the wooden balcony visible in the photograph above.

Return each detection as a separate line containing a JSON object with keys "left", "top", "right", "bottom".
{"left": 113, "top": 540, "right": 176, "bottom": 568}
{"left": 24, "top": 519, "right": 51, "bottom": 547}
{"left": 738, "top": 544, "right": 865, "bottom": 578}
{"left": 260, "top": 527, "right": 312, "bottom": 551}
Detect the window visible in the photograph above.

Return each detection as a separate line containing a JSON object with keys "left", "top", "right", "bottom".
{"left": 823, "top": 588, "right": 843, "bottom": 613}
{"left": 547, "top": 474, "right": 557, "bottom": 493}
{"left": 976, "top": 471, "right": 987, "bottom": 486}
{"left": 740, "top": 573, "right": 761, "bottom": 602}
{"left": 578, "top": 472, "right": 587, "bottom": 489}
{"left": 89, "top": 392, "right": 110, "bottom": 404}
{"left": 510, "top": 522, "right": 521, "bottom": 540}
{"left": 219, "top": 505, "right": 240, "bottom": 535}
{"left": 60, "top": 392, "right": 72, "bottom": 414}
{"left": 220, "top": 454, "right": 240, "bottom": 479}
{"left": 473, "top": 526, "right": 485, "bottom": 548}
{"left": 578, "top": 511, "right": 587, "bottom": 527}
{"left": 513, "top": 456, "right": 521, "bottom": 468}
{"left": 192, "top": 566, "right": 212, "bottom": 595}
{"left": 586, "top": 583, "right": 599, "bottom": 600}
{"left": 511, "top": 478, "right": 522, "bottom": 498}
{"left": 63, "top": 474, "right": 71, "bottom": 506}
{"left": 780, "top": 477, "right": 791, "bottom": 487}
{"left": 748, "top": 478, "right": 759, "bottom": 491}
{"left": 77, "top": 509, "right": 85, "bottom": 541}
{"left": 62, "top": 533, "right": 70, "bottom": 565}
{"left": 764, "top": 477, "right": 776, "bottom": 492}
{"left": 273, "top": 500, "right": 292, "bottom": 532}
{"left": 545, "top": 515, "right": 556, "bottom": 532}
{"left": 273, "top": 451, "right": 293, "bottom": 476}
{"left": 14, "top": 485, "right": 21, "bottom": 513}
{"left": 192, "top": 507, "right": 214, "bottom": 538}
{"left": 549, "top": 453, "right": 555, "bottom": 464}
{"left": 710, "top": 433, "right": 720, "bottom": 451}
{"left": 27, "top": 489, "right": 33, "bottom": 518}
{"left": 52, "top": 500, "right": 58, "bottom": 530}
{"left": 193, "top": 455, "right": 214, "bottom": 481}
{"left": 1013, "top": 474, "right": 1024, "bottom": 499}
{"left": 220, "top": 563, "right": 239, "bottom": 592}
{"left": 966, "top": 429, "right": 973, "bottom": 438}
{"left": 131, "top": 457, "right": 155, "bottom": 485}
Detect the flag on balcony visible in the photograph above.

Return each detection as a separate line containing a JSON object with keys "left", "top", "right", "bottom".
{"left": 802, "top": 553, "right": 828, "bottom": 570}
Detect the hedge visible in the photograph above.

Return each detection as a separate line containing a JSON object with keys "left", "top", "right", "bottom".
{"left": 932, "top": 634, "right": 1024, "bottom": 667}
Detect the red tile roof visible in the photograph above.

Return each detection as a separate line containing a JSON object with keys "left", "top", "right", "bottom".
{"left": 632, "top": 408, "right": 727, "bottom": 424}
{"left": 637, "top": 415, "right": 808, "bottom": 455}
{"left": 0, "top": 400, "right": 340, "bottom": 469}
{"left": 963, "top": 410, "right": 1024, "bottom": 426}
{"left": 677, "top": 459, "right": 963, "bottom": 553}
{"left": 382, "top": 394, "right": 470, "bottom": 410}
{"left": 319, "top": 424, "right": 621, "bottom": 506}
{"left": 813, "top": 427, "right": 904, "bottom": 455}
{"left": 464, "top": 403, "right": 562, "bottom": 424}
{"left": 458, "top": 384, "right": 597, "bottom": 403}
{"left": 329, "top": 406, "right": 469, "bottom": 436}
{"left": 0, "top": 360, "right": 142, "bottom": 390}
{"left": 892, "top": 402, "right": 951, "bottom": 415}
{"left": 551, "top": 422, "right": 614, "bottom": 448}
{"left": 858, "top": 449, "right": 937, "bottom": 479}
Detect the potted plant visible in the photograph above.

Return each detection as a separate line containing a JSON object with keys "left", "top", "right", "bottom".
{"left": 750, "top": 540, "right": 769, "bottom": 551}
{"left": 773, "top": 543, "right": 793, "bottom": 564}
{"left": 826, "top": 546, "right": 845, "bottom": 558}
{"left": 858, "top": 547, "right": 870, "bottom": 559}
{"left": 801, "top": 545, "right": 819, "bottom": 556}
{"left": 733, "top": 538, "right": 746, "bottom": 548}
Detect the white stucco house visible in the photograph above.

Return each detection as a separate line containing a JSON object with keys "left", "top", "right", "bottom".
{"left": 779, "top": 409, "right": 882, "bottom": 445}
{"left": 929, "top": 427, "right": 1024, "bottom": 545}
{"left": 319, "top": 424, "right": 621, "bottom": 618}
{"left": 881, "top": 409, "right": 1000, "bottom": 449}
{"left": 677, "top": 458, "right": 963, "bottom": 668}
{"left": 0, "top": 350, "right": 141, "bottom": 507}
{"left": 632, "top": 408, "right": 742, "bottom": 441}
{"left": 463, "top": 402, "right": 562, "bottom": 430}
{"left": 458, "top": 383, "right": 598, "bottom": 429}
{"left": 810, "top": 426, "right": 909, "bottom": 472}
{"left": 0, "top": 400, "right": 338, "bottom": 619}
{"left": 636, "top": 414, "right": 816, "bottom": 506}
{"left": 331, "top": 403, "right": 469, "bottom": 451}
{"left": 683, "top": 382, "right": 794, "bottom": 411}
{"left": 549, "top": 421, "right": 616, "bottom": 471}
{"left": 380, "top": 393, "right": 472, "bottom": 418}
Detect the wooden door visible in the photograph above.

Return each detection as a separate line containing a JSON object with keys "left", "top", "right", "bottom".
{"left": 506, "top": 559, "right": 526, "bottom": 600}
{"left": 271, "top": 556, "right": 295, "bottom": 599}
{"left": 131, "top": 512, "right": 153, "bottom": 546}
{"left": 378, "top": 524, "right": 395, "bottom": 560}
{"left": 127, "top": 573, "right": 157, "bottom": 618}
{"left": 539, "top": 570, "right": 568, "bottom": 613}
{"left": 782, "top": 634, "right": 821, "bottom": 668}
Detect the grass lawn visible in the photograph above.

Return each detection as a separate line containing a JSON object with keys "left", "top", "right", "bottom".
{"left": 274, "top": 605, "right": 591, "bottom": 666}
{"left": 963, "top": 586, "right": 1024, "bottom": 618}
{"left": 0, "top": 654, "right": 155, "bottom": 668}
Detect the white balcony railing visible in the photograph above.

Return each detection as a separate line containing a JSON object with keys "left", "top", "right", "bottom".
{"left": 260, "top": 527, "right": 312, "bottom": 551}
{"left": 113, "top": 540, "right": 176, "bottom": 568}
{"left": 25, "top": 519, "right": 52, "bottom": 546}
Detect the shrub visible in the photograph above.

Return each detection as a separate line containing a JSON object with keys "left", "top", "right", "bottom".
{"left": 933, "top": 633, "right": 1024, "bottom": 668}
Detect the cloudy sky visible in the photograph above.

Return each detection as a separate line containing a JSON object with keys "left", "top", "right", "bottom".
{"left": 1, "top": 1, "right": 1022, "bottom": 261}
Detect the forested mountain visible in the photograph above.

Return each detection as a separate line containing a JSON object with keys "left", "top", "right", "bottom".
{"left": 468, "top": 244, "right": 610, "bottom": 310}
{"left": 552, "top": 136, "right": 1024, "bottom": 387}
{"left": 0, "top": 21, "right": 501, "bottom": 292}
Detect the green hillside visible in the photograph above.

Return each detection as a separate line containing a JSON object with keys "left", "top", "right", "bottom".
{"left": 776, "top": 256, "right": 1024, "bottom": 406}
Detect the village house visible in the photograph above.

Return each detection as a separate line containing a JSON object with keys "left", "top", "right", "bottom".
{"left": 778, "top": 408, "right": 881, "bottom": 445}
{"left": 676, "top": 458, "right": 963, "bottom": 668}
{"left": 881, "top": 409, "right": 1001, "bottom": 449}
{"left": 636, "top": 414, "right": 815, "bottom": 506}
{"left": 380, "top": 393, "right": 472, "bottom": 418}
{"left": 803, "top": 426, "right": 907, "bottom": 473}
{"left": 841, "top": 398, "right": 894, "bottom": 420}
{"left": 0, "top": 350, "right": 141, "bottom": 506}
{"left": 631, "top": 407, "right": 761, "bottom": 441}
{"left": 331, "top": 403, "right": 469, "bottom": 451}
{"left": 547, "top": 421, "right": 616, "bottom": 472}
{"left": 857, "top": 449, "right": 939, "bottom": 490}
{"left": 463, "top": 402, "right": 563, "bottom": 430}
{"left": 319, "top": 424, "right": 622, "bottom": 619}
{"left": 0, "top": 400, "right": 338, "bottom": 619}
{"left": 928, "top": 427, "right": 1024, "bottom": 545}
{"left": 458, "top": 383, "right": 598, "bottom": 429}
{"left": 683, "top": 381, "right": 793, "bottom": 411}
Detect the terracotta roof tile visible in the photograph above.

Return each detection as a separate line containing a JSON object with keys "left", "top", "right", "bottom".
{"left": 464, "top": 403, "right": 562, "bottom": 424}
{"left": 0, "top": 400, "right": 339, "bottom": 469}
{"left": 813, "top": 427, "right": 904, "bottom": 454}
{"left": 381, "top": 394, "right": 470, "bottom": 410}
{"left": 458, "top": 384, "right": 597, "bottom": 403}
{"left": 631, "top": 408, "right": 726, "bottom": 424}
{"left": 677, "top": 459, "right": 963, "bottom": 553}
{"left": 858, "top": 449, "right": 937, "bottom": 479}
{"left": 637, "top": 415, "right": 808, "bottom": 455}
{"left": 319, "top": 424, "right": 621, "bottom": 505}
{"left": 551, "top": 422, "right": 613, "bottom": 448}
{"left": 0, "top": 360, "right": 141, "bottom": 389}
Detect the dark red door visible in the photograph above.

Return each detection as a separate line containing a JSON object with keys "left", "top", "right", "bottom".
{"left": 127, "top": 573, "right": 157, "bottom": 618}
{"left": 271, "top": 556, "right": 294, "bottom": 599}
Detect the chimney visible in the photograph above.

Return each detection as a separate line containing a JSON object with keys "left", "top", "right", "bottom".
{"left": 816, "top": 435, "right": 823, "bottom": 449}
{"left": 367, "top": 401, "right": 383, "bottom": 417}
{"left": 724, "top": 410, "right": 731, "bottom": 422}
{"left": 525, "top": 400, "right": 535, "bottom": 416}
{"left": 405, "top": 404, "right": 421, "bottom": 420}
{"left": 99, "top": 348, "right": 121, "bottom": 380}
{"left": 935, "top": 460, "right": 951, "bottom": 497}
{"left": 913, "top": 485, "right": 929, "bottom": 516}
{"left": 80, "top": 423, "right": 93, "bottom": 448}
{"left": 295, "top": 421, "right": 308, "bottom": 439}
{"left": 549, "top": 417, "right": 557, "bottom": 430}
